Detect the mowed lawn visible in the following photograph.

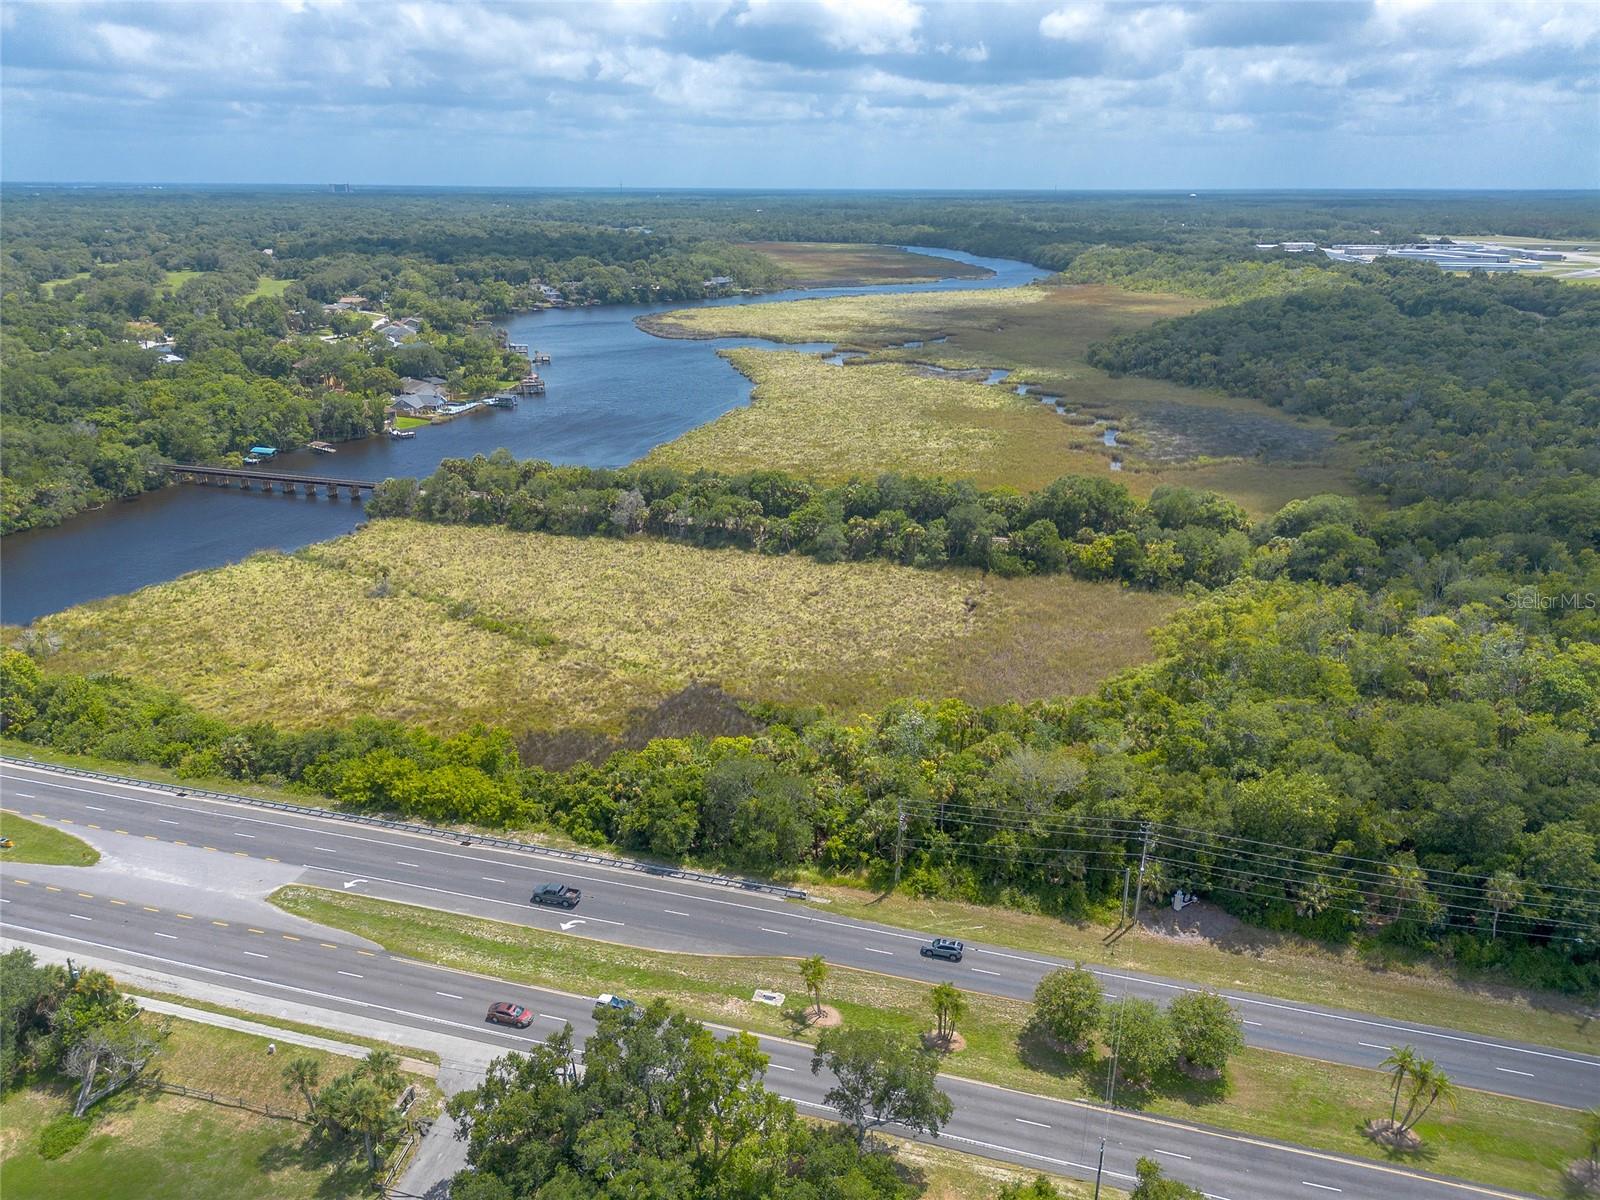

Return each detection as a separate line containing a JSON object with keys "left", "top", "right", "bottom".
{"left": 0, "top": 1016, "right": 416, "bottom": 1200}
{"left": 0, "top": 811, "right": 100, "bottom": 866}
{"left": 27, "top": 520, "right": 1180, "bottom": 737}
{"left": 643, "top": 284, "right": 1353, "bottom": 517}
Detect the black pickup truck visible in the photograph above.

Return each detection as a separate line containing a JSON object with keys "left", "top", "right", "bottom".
{"left": 531, "top": 882, "right": 582, "bottom": 909}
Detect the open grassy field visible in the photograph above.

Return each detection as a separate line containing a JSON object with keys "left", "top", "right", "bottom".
{"left": 273, "top": 885, "right": 1584, "bottom": 1197}
{"left": 747, "top": 241, "right": 995, "bottom": 286}
{"left": 0, "top": 1015, "right": 426, "bottom": 1200}
{"left": 646, "top": 348, "right": 1120, "bottom": 488}
{"left": 24, "top": 519, "right": 1179, "bottom": 738}
{"left": 643, "top": 284, "right": 1354, "bottom": 517}
{"left": 1, "top": 809, "right": 100, "bottom": 866}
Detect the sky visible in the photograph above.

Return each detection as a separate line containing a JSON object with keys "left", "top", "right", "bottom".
{"left": 1, "top": 0, "right": 1596, "bottom": 190}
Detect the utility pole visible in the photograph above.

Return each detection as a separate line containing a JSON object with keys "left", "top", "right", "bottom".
{"left": 1130, "top": 822, "right": 1154, "bottom": 927}
{"left": 893, "top": 797, "right": 907, "bottom": 888}
{"left": 1118, "top": 866, "right": 1132, "bottom": 927}
{"left": 1092, "top": 1136, "right": 1106, "bottom": 1200}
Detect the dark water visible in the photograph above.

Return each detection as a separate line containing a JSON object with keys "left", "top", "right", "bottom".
{"left": 2, "top": 248, "right": 1047, "bottom": 624}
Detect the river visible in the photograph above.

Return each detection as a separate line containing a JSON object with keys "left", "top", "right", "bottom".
{"left": 1, "top": 248, "right": 1048, "bottom": 625}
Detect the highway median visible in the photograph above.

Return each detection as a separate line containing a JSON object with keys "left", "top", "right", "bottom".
{"left": 272, "top": 884, "right": 1584, "bottom": 1198}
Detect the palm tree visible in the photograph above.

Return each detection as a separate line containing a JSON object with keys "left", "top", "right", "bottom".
{"left": 1397, "top": 1059, "right": 1458, "bottom": 1135}
{"left": 930, "top": 982, "right": 966, "bottom": 1047}
{"left": 358, "top": 1048, "right": 403, "bottom": 1095}
{"left": 1379, "top": 1045, "right": 1418, "bottom": 1126}
{"left": 1485, "top": 870, "right": 1524, "bottom": 939}
{"left": 799, "top": 955, "right": 829, "bottom": 1019}
{"left": 282, "top": 1054, "right": 322, "bottom": 1115}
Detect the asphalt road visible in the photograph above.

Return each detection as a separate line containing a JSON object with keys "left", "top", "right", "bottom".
{"left": 1, "top": 870, "right": 1544, "bottom": 1200}
{"left": 4, "top": 760, "right": 1596, "bottom": 1116}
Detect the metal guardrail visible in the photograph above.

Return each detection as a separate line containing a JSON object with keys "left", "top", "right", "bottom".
{"left": 0, "top": 754, "right": 808, "bottom": 900}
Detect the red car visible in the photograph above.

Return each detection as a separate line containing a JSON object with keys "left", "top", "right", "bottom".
{"left": 485, "top": 1001, "right": 534, "bottom": 1028}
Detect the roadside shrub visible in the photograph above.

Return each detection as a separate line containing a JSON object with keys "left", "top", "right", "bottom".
{"left": 1168, "top": 990, "right": 1244, "bottom": 1076}
{"left": 38, "top": 1113, "right": 91, "bottom": 1159}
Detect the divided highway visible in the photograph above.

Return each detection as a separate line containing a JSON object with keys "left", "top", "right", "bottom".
{"left": 4, "top": 759, "right": 1596, "bottom": 1119}
{"left": 1, "top": 871, "right": 1544, "bottom": 1200}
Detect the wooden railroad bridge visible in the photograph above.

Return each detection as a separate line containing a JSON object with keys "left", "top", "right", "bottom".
{"left": 164, "top": 463, "right": 378, "bottom": 498}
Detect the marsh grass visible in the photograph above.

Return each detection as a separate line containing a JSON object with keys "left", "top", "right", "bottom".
{"left": 645, "top": 284, "right": 1356, "bottom": 515}
{"left": 747, "top": 242, "right": 994, "bottom": 286}
{"left": 26, "top": 522, "right": 1178, "bottom": 736}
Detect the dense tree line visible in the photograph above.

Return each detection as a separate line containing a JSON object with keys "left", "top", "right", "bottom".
{"left": 7, "top": 568, "right": 1596, "bottom": 991}
{"left": 370, "top": 457, "right": 1253, "bottom": 587}
{"left": 1089, "top": 262, "right": 1600, "bottom": 602}
{"left": 448, "top": 1005, "right": 922, "bottom": 1200}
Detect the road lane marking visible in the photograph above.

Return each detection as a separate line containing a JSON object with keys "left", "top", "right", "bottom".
{"left": 143, "top": 906, "right": 160, "bottom": 913}
{"left": 159, "top": 819, "right": 180, "bottom": 825}
{"left": 247, "top": 928, "right": 266, "bottom": 934}
{"left": 970, "top": 968, "right": 1001, "bottom": 976}
{"left": 1242, "top": 1020, "right": 1263, "bottom": 1027}
{"left": 1302, "top": 1184, "right": 1341, "bottom": 1193}
{"left": 1358, "top": 1042, "right": 1389, "bottom": 1050}
{"left": 1014, "top": 1117, "right": 1051, "bottom": 1129}
{"left": 45, "top": 885, "right": 60, "bottom": 892}
{"left": 110, "top": 900, "right": 127, "bottom": 906}
{"left": 175, "top": 913, "right": 193, "bottom": 920}
{"left": 244, "top": 950, "right": 269, "bottom": 958}
{"left": 862, "top": 947, "right": 894, "bottom": 956}
{"left": 481, "top": 877, "right": 506, "bottom": 884}
{"left": 153, "top": 932, "right": 178, "bottom": 940}
{"left": 77, "top": 892, "right": 93, "bottom": 898}
{"left": 436, "top": 992, "right": 463, "bottom": 1000}
{"left": 212, "top": 921, "right": 228, "bottom": 927}
{"left": 1153, "top": 1149, "right": 1192, "bottom": 1159}
{"left": 320, "top": 943, "right": 338, "bottom": 949}
{"left": 85, "top": 805, "right": 106, "bottom": 812}
{"left": 282, "top": 935, "right": 301, "bottom": 941}
{"left": 234, "top": 833, "right": 255, "bottom": 838}
{"left": 314, "top": 847, "right": 338, "bottom": 853}
{"left": 1495, "top": 1067, "right": 1535, "bottom": 1077}
{"left": 69, "top": 914, "right": 92, "bottom": 921}
{"left": 663, "top": 909, "right": 690, "bottom": 917}
{"left": 12, "top": 793, "right": 34, "bottom": 798}
{"left": 339, "top": 970, "right": 364, "bottom": 978}
{"left": 397, "top": 862, "right": 420, "bottom": 868}
{"left": 539, "top": 1014, "right": 563, "bottom": 1022}
{"left": 14, "top": 767, "right": 1597, "bottom": 1080}
{"left": 759, "top": 927, "right": 789, "bottom": 936}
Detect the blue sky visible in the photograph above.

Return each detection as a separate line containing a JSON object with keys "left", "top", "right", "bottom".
{"left": 2, "top": 0, "right": 1596, "bottom": 189}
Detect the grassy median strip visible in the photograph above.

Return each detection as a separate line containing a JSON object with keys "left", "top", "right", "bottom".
{"left": 273, "top": 884, "right": 1581, "bottom": 1197}
{"left": 0, "top": 809, "right": 100, "bottom": 866}
{"left": 808, "top": 883, "right": 1600, "bottom": 1059}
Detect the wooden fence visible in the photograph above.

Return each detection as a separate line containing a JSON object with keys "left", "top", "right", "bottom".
{"left": 148, "top": 1079, "right": 311, "bottom": 1124}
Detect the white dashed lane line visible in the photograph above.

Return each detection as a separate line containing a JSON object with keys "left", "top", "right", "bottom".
{"left": 85, "top": 805, "right": 106, "bottom": 812}
{"left": 1302, "top": 1183, "right": 1341, "bottom": 1193}
{"left": 69, "top": 914, "right": 93, "bottom": 921}
{"left": 482, "top": 877, "right": 507, "bottom": 884}
{"left": 436, "top": 992, "right": 463, "bottom": 1000}
{"left": 397, "top": 862, "right": 421, "bottom": 869}
{"left": 244, "top": 951, "right": 269, "bottom": 958}
{"left": 759, "top": 927, "right": 789, "bottom": 936}
{"left": 153, "top": 932, "right": 178, "bottom": 940}
{"left": 1014, "top": 1117, "right": 1051, "bottom": 1129}
{"left": 159, "top": 819, "right": 180, "bottom": 825}
{"left": 1153, "top": 1149, "right": 1191, "bottom": 1160}
{"left": 663, "top": 909, "right": 690, "bottom": 917}
{"left": 970, "top": 968, "right": 1002, "bottom": 976}
{"left": 338, "top": 971, "right": 364, "bottom": 979}
{"left": 1496, "top": 1066, "right": 1536, "bottom": 1077}
{"left": 862, "top": 947, "right": 894, "bottom": 956}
